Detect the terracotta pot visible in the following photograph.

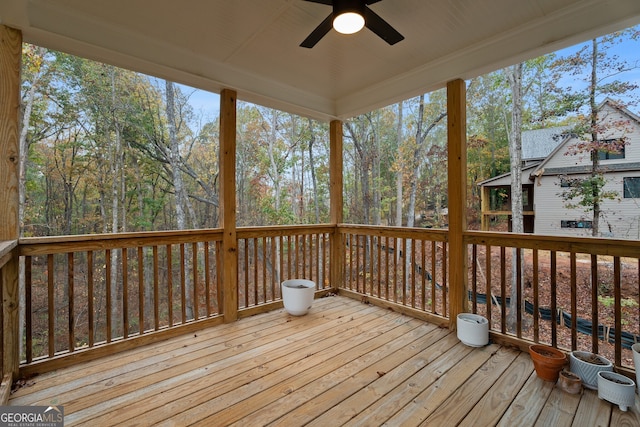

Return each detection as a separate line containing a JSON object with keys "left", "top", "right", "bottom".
{"left": 558, "top": 370, "right": 582, "bottom": 394}
{"left": 529, "top": 344, "right": 567, "bottom": 382}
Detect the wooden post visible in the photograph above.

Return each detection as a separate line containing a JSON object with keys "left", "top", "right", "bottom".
{"left": 447, "top": 79, "right": 468, "bottom": 329}
{"left": 219, "top": 89, "right": 238, "bottom": 323}
{"left": 480, "top": 186, "right": 490, "bottom": 231}
{"left": 0, "top": 25, "right": 22, "bottom": 380}
{"left": 329, "top": 120, "right": 344, "bottom": 291}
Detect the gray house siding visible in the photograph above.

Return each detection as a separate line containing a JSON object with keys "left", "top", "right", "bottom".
{"left": 533, "top": 101, "right": 640, "bottom": 239}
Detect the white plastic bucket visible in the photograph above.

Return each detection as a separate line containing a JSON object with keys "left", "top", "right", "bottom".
{"left": 456, "top": 313, "right": 489, "bottom": 347}
{"left": 281, "top": 279, "right": 316, "bottom": 316}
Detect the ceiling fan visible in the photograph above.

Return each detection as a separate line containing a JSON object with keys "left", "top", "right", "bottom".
{"left": 300, "top": 0, "right": 404, "bottom": 48}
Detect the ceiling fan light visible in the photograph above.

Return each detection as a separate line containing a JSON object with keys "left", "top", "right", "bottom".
{"left": 333, "top": 12, "right": 365, "bottom": 34}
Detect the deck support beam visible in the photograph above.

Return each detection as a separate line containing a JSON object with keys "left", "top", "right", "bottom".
{"left": 0, "top": 24, "right": 21, "bottom": 384}
{"left": 447, "top": 79, "right": 468, "bottom": 329}
{"left": 330, "top": 120, "right": 344, "bottom": 291}
{"left": 219, "top": 89, "right": 238, "bottom": 323}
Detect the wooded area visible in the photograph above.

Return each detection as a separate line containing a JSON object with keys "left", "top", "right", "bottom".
{"left": 18, "top": 27, "right": 639, "bottom": 238}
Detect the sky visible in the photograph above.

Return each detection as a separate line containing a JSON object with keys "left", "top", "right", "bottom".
{"left": 177, "top": 24, "right": 640, "bottom": 120}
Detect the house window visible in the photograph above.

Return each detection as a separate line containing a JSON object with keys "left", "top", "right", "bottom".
{"left": 561, "top": 220, "right": 592, "bottom": 229}
{"left": 560, "top": 177, "right": 580, "bottom": 188}
{"left": 597, "top": 139, "right": 625, "bottom": 160}
{"left": 623, "top": 177, "right": 640, "bottom": 198}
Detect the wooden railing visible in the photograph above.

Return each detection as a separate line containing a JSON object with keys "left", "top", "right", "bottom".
{"left": 9, "top": 226, "right": 640, "bottom": 376}
{"left": 465, "top": 231, "right": 640, "bottom": 371}
{"left": 15, "top": 225, "right": 334, "bottom": 373}
{"left": 236, "top": 225, "right": 333, "bottom": 313}
{"left": 337, "top": 225, "right": 449, "bottom": 325}
{"left": 18, "top": 230, "right": 224, "bottom": 372}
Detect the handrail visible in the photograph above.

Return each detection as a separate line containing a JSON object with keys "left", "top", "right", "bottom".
{"left": 18, "top": 229, "right": 224, "bottom": 255}
{"left": 464, "top": 230, "right": 640, "bottom": 257}
{"left": 0, "top": 240, "right": 17, "bottom": 268}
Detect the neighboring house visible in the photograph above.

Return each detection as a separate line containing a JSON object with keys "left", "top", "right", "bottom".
{"left": 478, "top": 99, "right": 640, "bottom": 239}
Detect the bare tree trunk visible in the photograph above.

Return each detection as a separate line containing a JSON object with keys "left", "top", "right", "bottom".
{"left": 110, "top": 69, "right": 123, "bottom": 337}
{"left": 406, "top": 96, "right": 424, "bottom": 229}
{"left": 308, "top": 119, "right": 321, "bottom": 223}
{"left": 395, "top": 101, "right": 404, "bottom": 228}
{"left": 18, "top": 46, "right": 47, "bottom": 360}
{"left": 166, "top": 80, "right": 194, "bottom": 319}
{"left": 267, "top": 110, "right": 282, "bottom": 219}
{"left": 372, "top": 117, "right": 381, "bottom": 227}
{"left": 506, "top": 63, "right": 524, "bottom": 330}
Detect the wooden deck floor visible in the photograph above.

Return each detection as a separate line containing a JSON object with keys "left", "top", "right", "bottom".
{"left": 9, "top": 296, "right": 640, "bottom": 426}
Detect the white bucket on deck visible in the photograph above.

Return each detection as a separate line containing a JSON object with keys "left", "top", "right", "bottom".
{"left": 281, "top": 279, "right": 316, "bottom": 316}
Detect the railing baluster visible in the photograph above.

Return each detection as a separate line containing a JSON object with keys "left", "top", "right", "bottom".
{"left": 592, "top": 254, "right": 599, "bottom": 354}
{"left": 280, "top": 235, "right": 285, "bottom": 293}
{"left": 87, "top": 250, "right": 94, "bottom": 347}
{"left": 532, "top": 249, "right": 539, "bottom": 343}
{"left": 122, "top": 248, "right": 129, "bottom": 339}
{"left": 614, "top": 256, "right": 621, "bottom": 367}
{"left": 393, "top": 237, "right": 398, "bottom": 303}
{"left": 180, "top": 243, "right": 186, "bottom": 324}
{"left": 204, "top": 242, "right": 211, "bottom": 317}
{"left": 402, "top": 237, "right": 407, "bottom": 306}
{"left": 421, "top": 239, "right": 426, "bottom": 311}
{"left": 472, "top": 244, "right": 477, "bottom": 313}
{"left": 313, "top": 233, "right": 317, "bottom": 282}
{"left": 516, "top": 248, "right": 522, "bottom": 339}
{"left": 356, "top": 234, "right": 361, "bottom": 293}
{"left": 192, "top": 242, "right": 198, "bottom": 320}
{"left": 25, "top": 255, "right": 32, "bottom": 363}
{"left": 376, "top": 237, "right": 382, "bottom": 298}
{"left": 262, "top": 237, "right": 267, "bottom": 303}
{"left": 167, "top": 244, "right": 173, "bottom": 328}
{"left": 153, "top": 246, "right": 159, "bottom": 330}
{"left": 287, "top": 235, "right": 292, "bottom": 282}
{"left": 550, "top": 250, "right": 557, "bottom": 348}
{"left": 216, "top": 241, "right": 223, "bottom": 313}
{"left": 442, "top": 242, "right": 447, "bottom": 318}
{"left": 570, "top": 251, "right": 577, "bottom": 350}
{"left": 485, "top": 244, "right": 492, "bottom": 331}
{"left": 411, "top": 239, "right": 416, "bottom": 307}
{"left": 68, "top": 252, "right": 74, "bottom": 352}
{"left": 386, "top": 236, "right": 391, "bottom": 301}
{"left": 500, "top": 246, "right": 506, "bottom": 335}
{"left": 271, "top": 236, "right": 276, "bottom": 300}
{"left": 106, "top": 249, "right": 112, "bottom": 343}
{"left": 139, "top": 246, "right": 145, "bottom": 332}
{"left": 242, "top": 239, "right": 248, "bottom": 308}
{"left": 254, "top": 238, "right": 259, "bottom": 305}
{"left": 48, "top": 253, "right": 54, "bottom": 357}
{"left": 431, "top": 241, "right": 437, "bottom": 313}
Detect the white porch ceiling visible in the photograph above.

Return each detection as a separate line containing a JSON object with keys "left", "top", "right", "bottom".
{"left": 1, "top": 0, "right": 640, "bottom": 120}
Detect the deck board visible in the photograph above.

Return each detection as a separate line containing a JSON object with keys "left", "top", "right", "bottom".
{"left": 8, "top": 295, "right": 638, "bottom": 426}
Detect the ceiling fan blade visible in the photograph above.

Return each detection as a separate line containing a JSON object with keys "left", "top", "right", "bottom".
{"left": 300, "top": 14, "right": 333, "bottom": 48}
{"left": 365, "top": 1, "right": 384, "bottom": 4}
{"left": 364, "top": 6, "right": 404, "bottom": 45}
